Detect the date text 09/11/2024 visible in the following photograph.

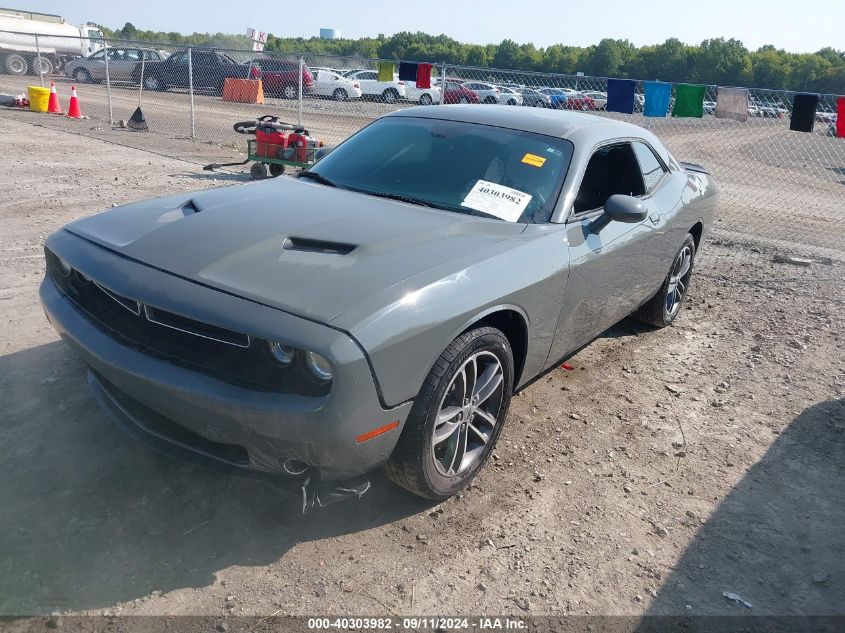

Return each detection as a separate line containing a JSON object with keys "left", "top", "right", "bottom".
{"left": 307, "top": 617, "right": 527, "bottom": 630}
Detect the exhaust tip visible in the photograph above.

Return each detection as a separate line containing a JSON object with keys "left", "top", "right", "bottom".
{"left": 283, "top": 458, "right": 310, "bottom": 476}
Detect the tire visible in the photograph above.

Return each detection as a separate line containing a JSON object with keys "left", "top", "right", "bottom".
{"left": 459, "top": 96, "right": 469, "bottom": 104}
{"left": 483, "top": 96, "right": 497, "bottom": 104}
{"left": 4, "top": 53, "right": 28, "bottom": 76}
{"left": 332, "top": 88, "right": 348, "bottom": 101}
{"left": 269, "top": 163, "right": 285, "bottom": 177}
{"left": 382, "top": 88, "right": 399, "bottom": 104}
{"left": 635, "top": 234, "right": 696, "bottom": 328}
{"left": 31, "top": 56, "right": 54, "bottom": 77}
{"left": 73, "top": 68, "right": 92, "bottom": 83}
{"left": 250, "top": 162, "right": 268, "bottom": 180}
{"left": 143, "top": 74, "right": 166, "bottom": 91}
{"left": 419, "top": 93, "right": 433, "bottom": 106}
{"left": 383, "top": 327, "right": 513, "bottom": 500}
{"left": 282, "top": 84, "right": 298, "bottom": 100}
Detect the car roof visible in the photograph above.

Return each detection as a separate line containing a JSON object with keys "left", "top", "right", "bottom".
{"left": 386, "top": 105, "right": 654, "bottom": 145}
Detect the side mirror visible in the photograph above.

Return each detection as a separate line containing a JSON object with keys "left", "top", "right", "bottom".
{"left": 590, "top": 195, "right": 648, "bottom": 233}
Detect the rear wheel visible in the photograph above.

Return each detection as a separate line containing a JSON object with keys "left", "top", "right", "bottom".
{"left": 382, "top": 88, "right": 399, "bottom": 104}
{"left": 73, "top": 68, "right": 92, "bottom": 83}
{"left": 31, "top": 56, "right": 53, "bottom": 76}
{"left": 636, "top": 234, "right": 696, "bottom": 327}
{"left": 269, "top": 163, "right": 285, "bottom": 177}
{"left": 332, "top": 88, "right": 348, "bottom": 101}
{"left": 419, "top": 93, "right": 433, "bottom": 106}
{"left": 384, "top": 327, "right": 513, "bottom": 500}
{"left": 459, "top": 95, "right": 469, "bottom": 104}
{"left": 4, "top": 53, "right": 28, "bottom": 76}
{"left": 250, "top": 162, "right": 268, "bottom": 180}
{"left": 282, "top": 84, "right": 298, "bottom": 99}
{"left": 143, "top": 74, "right": 166, "bottom": 91}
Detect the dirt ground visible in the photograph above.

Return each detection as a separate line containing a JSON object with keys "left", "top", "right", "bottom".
{"left": 1, "top": 111, "right": 843, "bottom": 621}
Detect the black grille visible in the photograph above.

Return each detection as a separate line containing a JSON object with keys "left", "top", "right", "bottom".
{"left": 46, "top": 248, "right": 330, "bottom": 396}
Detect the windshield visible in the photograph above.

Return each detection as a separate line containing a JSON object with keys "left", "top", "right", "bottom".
{"left": 305, "top": 116, "right": 573, "bottom": 224}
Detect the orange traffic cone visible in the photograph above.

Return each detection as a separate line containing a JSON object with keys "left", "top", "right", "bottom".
{"left": 66, "top": 85, "right": 82, "bottom": 118}
{"left": 47, "top": 81, "right": 62, "bottom": 114}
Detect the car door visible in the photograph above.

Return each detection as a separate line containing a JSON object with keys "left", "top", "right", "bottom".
{"left": 547, "top": 141, "right": 668, "bottom": 362}
{"left": 162, "top": 50, "right": 189, "bottom": 87}
{"left": 190, "top": 51, "right": 219, "bottom": 88}
{"left": 355, "top": 70, "right": 378, "bottom": 95}
{"left": 85, "top": 50, "right": 107, "bottom": 80}
{"left": 108, "top": 48, "right": 140, "bottom": 81}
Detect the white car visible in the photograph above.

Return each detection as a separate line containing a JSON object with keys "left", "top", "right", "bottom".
{"left": 312, "top": 70, "right": 363, "bottom": 101}
{"left": 497, "top": 86, "right": 524, "bottom": 106}
{"left": 405, "top": 81, "right": 441, "bottom": 105}
{"left": 344, "top": 69, "right": 407, "bottom": 104}
{"left": 581, "top": 91, "right": 608, "bottom": 110}
{"left": 461, "top": 81, "right": 502, "bottom": 104}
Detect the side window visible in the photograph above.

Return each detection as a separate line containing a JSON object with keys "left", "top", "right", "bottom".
{"left": 632, "top": 142, "right": 667, "bottom": 193}
{"left": 125, "top": 49, "right": 141, "bottom": 62}
{"left": 169, "top": 51, "right": 189, "bottom": 64}
{"left": 573, "top": 143, "right": 646, "bottom": 214}
{"left": 90, "top": 50, "right": 105, "bottom": 61}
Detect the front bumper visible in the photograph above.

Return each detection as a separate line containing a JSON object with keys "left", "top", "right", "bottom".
{"left": 40, "top": 230, "right": 413, "bottom": 481}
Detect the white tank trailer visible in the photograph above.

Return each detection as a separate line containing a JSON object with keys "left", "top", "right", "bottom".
{"left": 0, "top": 7, "right": 104, "bottom": 76}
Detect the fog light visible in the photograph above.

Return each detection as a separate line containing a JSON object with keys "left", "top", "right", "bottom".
{"left": 304, "top": 351, "right": 333, "bottom": 381}
{"left": 267, "top": 341, "right": 295, "bottom": 364}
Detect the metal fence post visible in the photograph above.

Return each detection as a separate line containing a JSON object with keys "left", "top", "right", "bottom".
{"left": 34, "top": 34, "right": 43, "bottom": 86}
{"left": 103, "top": 39, "right": 114, "bottom": 124}
{"left": 440, "top": 62, "right": 447, "bottom": 104}
{"left": 298, "top": 56, "right": 304, "bottom": 127}
{"left": 188, "top": 47, "right": 196, "bottom": 140}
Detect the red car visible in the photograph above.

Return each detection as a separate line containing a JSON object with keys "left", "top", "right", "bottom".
{"left": 442, "top": 80, "right": 480, "bottom": 104}
{"left": 559, "top": 94, "right": 597, "bottom": 111}
{"left": 250, "top": 58, "right": 314, "bottom": 99}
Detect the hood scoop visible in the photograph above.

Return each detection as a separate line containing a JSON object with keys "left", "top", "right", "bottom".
{"left": 282, "top": 236, "right": 356, "bottom": 255}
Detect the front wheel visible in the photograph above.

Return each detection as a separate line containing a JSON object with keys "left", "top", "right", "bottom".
{"left": 384, "top": 327, "right": 513, "bottom": 500}
{"left": 73, "top": 68, "right": 92, "bottom": 83}
{"left": 144, "top": 75, "right": 166, "bottom": 91}
{"left": 382, "top": 88, "right": 398, "bottom": 104}
{"left": 332, "top": 88, "right": 348, "bottom": 101}
{"left": 282, "top": 84, "right": 298, "bottom": 99}
{"left": 419, "top": 93, "right": 433, "bottom": 106}
{"left": 635, "top": 234, "right": 696, "bottom": 327}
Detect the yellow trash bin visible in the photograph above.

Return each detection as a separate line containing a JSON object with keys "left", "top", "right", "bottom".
{"left": 27, "top": 85, "right": 51, "bottom": 113}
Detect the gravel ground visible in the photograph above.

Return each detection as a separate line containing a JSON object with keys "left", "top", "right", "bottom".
{"left": 1, "top": 112, "right": 843, "bottom": 621}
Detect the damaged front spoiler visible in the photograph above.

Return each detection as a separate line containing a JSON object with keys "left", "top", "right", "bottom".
{"left": 87, "top": 369, "right": 372, "bottom": 513}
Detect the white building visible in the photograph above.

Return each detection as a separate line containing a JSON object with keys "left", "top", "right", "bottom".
{"left": 319, "top": 28, "right": 341, "bottom": 40}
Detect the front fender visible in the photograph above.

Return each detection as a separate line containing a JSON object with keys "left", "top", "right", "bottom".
{"left": 331, "top": 225, "right": 571, "bottom": 407}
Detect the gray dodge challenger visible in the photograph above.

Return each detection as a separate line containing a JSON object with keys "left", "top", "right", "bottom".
{"left": 40, "top": 106, "right": 717, "bottom": 501}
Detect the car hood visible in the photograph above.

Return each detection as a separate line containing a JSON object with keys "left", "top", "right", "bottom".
{"left": 66, "top": 177, "right": 526, "bottom": 323}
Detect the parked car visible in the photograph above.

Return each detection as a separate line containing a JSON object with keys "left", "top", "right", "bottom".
{"left": 538, "top": 88, "right": 596, "bottom": 111}
{"left": 749, "top": 98, "right": 787, "bottom": 118}
{"left": 130, "top": 49, "right": 254, "bottom": 94}
{"left": 311, "top": 69, "right": 362, "bottom": 101}
{"left": 517, "top": 87, "right": 552, "bottom": 108}
{"left": 581, "top": 91, "right": 608, "bottom": 110}
{"left": 441, "top": 80, "right": 480, "bottom": 104}
{"left": 65, "top": 47, "right": 163, "bottom": 83}
{"left": 343, "top": 69, "right": 406, "bottom": 104}
{"left": 249, "top": 57, "right": 314, "bottom": 99}
{"left": 634, "top": 93, "right": 645, "bottom": 112}
{"left": 339, "top": 68, "right": 369, "bottom": 77}
{"left": 41, "top": 106, "right": 716, "bottom": 501}
{"left": 703, "top": 100, "right": 717, "bottom": 115}
{"left": 405, "top": 81, "right": 441, "bottom": 105}
{"left": 462, "top": 81, "right": 502, "bottom": 104}
{"left": 497, "top": 86, "right": 523, "bottom": 106}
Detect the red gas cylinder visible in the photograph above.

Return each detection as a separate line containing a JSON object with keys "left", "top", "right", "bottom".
{"left": 255, "top": 126, "right": 289, "bottom": 158}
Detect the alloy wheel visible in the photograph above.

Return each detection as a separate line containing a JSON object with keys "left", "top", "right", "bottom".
{"left": 431, "top": 351, "right": 504, "bottom": 477}
{"left": 666, "top": 244, "right": 693, "bottom": 318}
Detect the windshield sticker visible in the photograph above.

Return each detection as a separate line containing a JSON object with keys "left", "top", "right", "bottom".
{"left": 521, "top": 153, "right": 546, "bottom": 167}
{"left": 461, "top": 180, "right": 532, "bottom": 222}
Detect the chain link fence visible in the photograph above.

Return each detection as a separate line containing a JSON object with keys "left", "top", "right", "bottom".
{"left": 1, "top": 31, "right": 843, "bottom": 265}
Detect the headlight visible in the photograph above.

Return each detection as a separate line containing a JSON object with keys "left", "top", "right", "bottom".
{"left": 267, "top": 341, "right": 295, "bottom": 364}
{"left": 56, "top": 256, "right": 72, "bottom": 277}
{"left": 304, "top": 350, "right": 333, "bottom": 381}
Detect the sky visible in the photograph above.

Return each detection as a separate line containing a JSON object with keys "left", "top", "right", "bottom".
{"left": 19, "top": 0, "right": 845, "bottom": 53}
